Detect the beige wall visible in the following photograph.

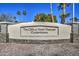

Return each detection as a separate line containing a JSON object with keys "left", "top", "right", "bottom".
{"left": 8, "top": 22, "right": 71, "bottom": 40}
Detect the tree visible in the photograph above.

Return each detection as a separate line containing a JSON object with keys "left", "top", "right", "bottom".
{"left": 48, "top": 14, "right": 57, "bottom": 22}
{"left": 34, "top": 13, "right": 47, "bottom": 22}
{"left": 17, "top": 10, "right": 21, "bottom": 15}
{"left": 23, "top": 10, "right": 27, "bottom": 16}
{"left": 74, "top": 17, "right": 79, "bottom": 22}
{"left": 17, "top": 10, "right": 27, "bottom": 22}
{"left": 17, "top": 10, "right": 27, "bottom": 16}
{"left": 34, "top": 13, "right": 57, "bottom": 23}
{"left": 70, "top": 17, "right": 79, "bottom": 22}
{"left": 34, "top": 4, "right": 55, "bottom": 22}
{"left": 53, "top": 16, "right": 57, "bottom": 23}
{"left": 50, "top": 3, "right": 54, "bottom": 22}
{"left": 13, "top": 16, "right": 16, "bottom": 20}
{"left": 58, "top": 3, "right": 70, "bottom": 24}
{"left": 0, "top": 14, "right": 17, "bottom": 22}
{"left": 60, "top": 13, "right": 70, "bottom": 23}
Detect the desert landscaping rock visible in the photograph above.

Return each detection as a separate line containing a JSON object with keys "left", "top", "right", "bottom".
{"left": 0, "top": 43, "right": 79, "bottom": 56}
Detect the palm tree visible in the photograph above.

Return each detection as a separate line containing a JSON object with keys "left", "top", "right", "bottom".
{"left": 60, "top": 13, "right": 70, "bottom": 23}
{"left": 58, "top": 3, "right": 70, "bottom": 24}
{"left": 17, "top": 10, "right": 27, "bottom": 16}
{"left": 22, "top": 10, "right": 27, "bottom": 16}
{"left": 17, "top": 10, "right": 27, "bottom": 22}
{"left": 17, "top": 10, "right": 21, "bottom": 15}
{"left": 50, "top": 3, "right": 54, "bottom": 22}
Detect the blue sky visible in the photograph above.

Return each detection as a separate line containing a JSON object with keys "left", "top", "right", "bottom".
{"left": 75, "top": 3, "right": 79, "bottom": 19}
{"left": 0, "top": 3, "right": 73, "bottom": 23}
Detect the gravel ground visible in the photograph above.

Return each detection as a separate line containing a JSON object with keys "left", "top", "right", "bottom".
{"left": 0, "top": 43, "right": 79, "bottom": 56}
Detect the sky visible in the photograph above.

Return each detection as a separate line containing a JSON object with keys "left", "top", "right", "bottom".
{"left": 75, "top": 3, "right": 79, "bottom": 19}
{"left": 0, "top": 3, "right": 73, "bottom": 23}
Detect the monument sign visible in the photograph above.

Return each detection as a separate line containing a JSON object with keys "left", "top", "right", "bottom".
{"left": 20, "top": 25, "right": 59, "bottom": 37}
{"left": 8, "top": 22, "right": 71, "bottom": 40}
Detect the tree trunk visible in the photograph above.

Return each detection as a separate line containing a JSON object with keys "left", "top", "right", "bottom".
{"left": 63, "top": 4, "right": 66, "bottom": 15}
{"left": 50, "top": 3, "right": 54, "bottom": 22}
{"left": 61, "top": 18, "right": 65, "bottom": 24}
{"left": 61, "top": 3, "right": 66, "bottom": 24}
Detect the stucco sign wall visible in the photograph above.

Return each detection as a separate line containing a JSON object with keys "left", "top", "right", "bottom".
{"left": 8, "top": 22, "right": 71, "bottom": 40}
